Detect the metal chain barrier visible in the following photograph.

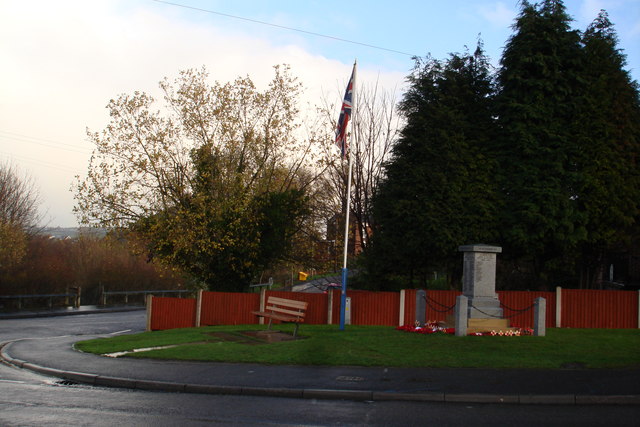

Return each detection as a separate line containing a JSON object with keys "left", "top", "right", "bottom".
{"left": 500, "top": 301, "right": 535, "bottom": 312}
{"left": 423, "top": 294, "right": 536, "bottom": 318}
{"left": 468, "top": 302, "right": 536, "bottom": 319}
{"left": 423, "top": 295, "right": 456, "bottom": 313}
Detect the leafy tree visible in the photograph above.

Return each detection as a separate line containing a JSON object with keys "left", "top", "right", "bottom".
{"left": 575, "top": 11, "right": 640, "bottom": 287}
{"left": 368, "top": 46, "right": 499, "bottom": 289}
{"left": 494, "top": 0, "right": 586, "bottom": 287}
{"left": 74, "top": 66, "right": 317, "bottom": 291}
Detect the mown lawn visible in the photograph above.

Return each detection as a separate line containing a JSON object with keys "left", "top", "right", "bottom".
{"left": 75, "top": 325, "right": 640, "bottom": 369}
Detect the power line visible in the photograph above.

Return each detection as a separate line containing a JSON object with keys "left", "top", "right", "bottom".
{"left": 150, "top": 0, "right": 417, "bottom": 57}
{"left": 0, "top": 130, "right": 91, "bottom": 155}
{"left": 0, "top": 151, "right": 81, "bottom": 174}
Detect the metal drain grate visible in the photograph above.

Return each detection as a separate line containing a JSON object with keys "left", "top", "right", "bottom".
{"left": 55, "top": 379, "right": 79, "bottom": 386}
{"left": 335, "top": 375, "right": 365, "bottom": 382}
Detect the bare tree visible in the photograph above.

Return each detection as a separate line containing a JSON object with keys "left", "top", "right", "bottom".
{"left": 320, "top": 80, "right": 402, "bottom": 253}
{"left": 0, "top": 161, "right": 42, "bottom": 269}
{"left": 0, "top": 162, "right": 41, "bottom": 228}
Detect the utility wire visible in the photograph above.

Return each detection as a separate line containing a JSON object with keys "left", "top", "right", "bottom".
{"left": 150, "top": 0, "right": 416, "bottom": 57}
{"left": 0, "top": 130, "right": 91, "bottom": 155}
{"left": 0, "top": 151, "right": 80, "bottom": 174}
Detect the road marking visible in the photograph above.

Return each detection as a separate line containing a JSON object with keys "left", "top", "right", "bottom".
{"left": 109, "top": 330, "right": 132, "bottom": 335}
{"left": 103, "top": 345, "right": 178, "bottom": 358}
{"left": 0, "top": 379, "right": 26, "bottom": 384}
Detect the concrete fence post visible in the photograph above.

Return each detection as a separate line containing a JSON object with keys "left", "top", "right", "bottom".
{"left": 195, "top": 289, "right": 203, "bottom": 328}
{"left": 259, "top": 288, "right": 266, "bottom": 325}
{"left": 146, "top": 294, "right": 153, "bottom": 332}
{"left": 534, "top": 297, "right": 546, "bottom": 337}
{"left": 415, "top": 290, "right": 426, "bottom": 327}
{"left": 327, "top": 290, "right": 333, "bottom": 325}
{"left": 555, "top": 286, "right": 562, "bottom": 328}
{"left": 455, "top": 295, "right": 468, "bottom": 337}
{"left": 399, "top": 290, "right": 406, "bottom": 326}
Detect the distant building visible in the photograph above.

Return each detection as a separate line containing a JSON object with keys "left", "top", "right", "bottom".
{"left": 37, "top": 227, "right": 107, "bottom": 240}
{"left": 326, "top": 213, "right": 366, "bottom": 256}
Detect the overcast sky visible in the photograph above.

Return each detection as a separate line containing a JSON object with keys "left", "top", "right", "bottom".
{"left": 1, "top": 0, "right": 639, "bottom": 227}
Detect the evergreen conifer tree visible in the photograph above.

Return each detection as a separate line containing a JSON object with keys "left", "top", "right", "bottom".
{"left": 575, "top": 10, "right": 640, "bottom": 287}
{"left": 495, "top": 0, "right": 586, "bottom": 287}
{"left": 368, "top": 46, "right": 498, "bottom": 289}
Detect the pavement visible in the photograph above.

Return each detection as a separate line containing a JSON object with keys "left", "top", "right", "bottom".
{"left": 1, "top": 307, "right": 639, "bottom": 405}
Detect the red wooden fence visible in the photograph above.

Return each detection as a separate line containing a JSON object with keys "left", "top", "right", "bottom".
{"left": 200, "top": 291, "right": 259, "bottom": 326}
{"left": 267, "top": 290, "right": 328, "bottom": 325}
{"left": 148, "top": 289, "right": 640, "bottom": 331}
{"left": 424, "top": 290, "right": 461, "bottom": 323}
{"left": 498, "top": 291, "right": 556, "bottom": 329}
{"left": 350, "top": 290, "right": 400, "bottom": 326}
{"left": 328, "top": 290, "right": 400, "bottom": 325}
{"left": 149, "top": 296, "right": 197, "bottom": 330}
{"left": 561, "top": 289, "right": 638, "bottom": 328}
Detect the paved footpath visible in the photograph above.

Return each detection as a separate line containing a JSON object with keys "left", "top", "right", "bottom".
{"left": 1, "top": 309, "right": 639, "bottom": 405}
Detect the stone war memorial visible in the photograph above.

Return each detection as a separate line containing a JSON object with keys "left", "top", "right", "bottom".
{"left": 453, "top": 244, "right": 546, "bottom": 336}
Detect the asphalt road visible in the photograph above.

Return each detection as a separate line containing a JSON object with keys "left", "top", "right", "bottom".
{"left": 0, "top": 311, "right": 638, "bottom": 426}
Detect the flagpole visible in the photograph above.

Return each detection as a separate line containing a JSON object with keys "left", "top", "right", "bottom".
{"left": 339, "top": 60, "right": 356, "bottom": 331}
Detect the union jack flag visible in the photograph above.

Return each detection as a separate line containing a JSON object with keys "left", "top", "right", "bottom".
{"left": 335, "top": 64, "right": 355, "bottom": 158}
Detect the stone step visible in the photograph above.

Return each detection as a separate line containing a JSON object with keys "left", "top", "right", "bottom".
{"left": 468, "top": 318, "right": 510, "bottom": 329}
{"left": 439, "top": 316, "right": 512, "bottom": 333}
{"left": 466, "top": 326, "right": 521, "bottom": 335}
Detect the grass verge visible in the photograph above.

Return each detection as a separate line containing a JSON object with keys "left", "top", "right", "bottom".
{"left": 75, "top": 325, "right": 640, "bottom": 369}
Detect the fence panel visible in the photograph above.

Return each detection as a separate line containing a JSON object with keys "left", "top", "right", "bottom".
{"left": 200, "top": 292, "right": 260, "bottom": 326}
{"left": 424, "top": 290, "right": 460, "bottom": 323}
{"left": 149, "top": 296, "right": 197, "bottom": 330}
{"left": 498, "top": 291, "right": 555, "bottom": 329}
{"left": 348, "top": 290, "right": 400, "bottom": 326}
{"left": 328, "top": 290, "right": 400, "bottom": 326}
{"left": 330, "top": 289, "right": 341, "bottom": 325}
{"left": 267, "top": 291, "right": 328, "bottom": 324}
{"left": 562, "top": 289, "right": 638, "bottom": 328}
{"left": 149, "top": 289, "right": 638, "bottom": 331}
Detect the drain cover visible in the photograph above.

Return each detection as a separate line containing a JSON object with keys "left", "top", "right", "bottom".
{"left": 335, "top": 375, "right": 365, "bottom": 382}
{"left": 55, "top": 379, "right": 79, "bottom": 386}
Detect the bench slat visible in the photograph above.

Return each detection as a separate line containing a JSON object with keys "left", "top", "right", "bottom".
{"left": 252, "top": 311, "right": 301, "bottom": 322}
{"left": 266, "top": 296, "right": 308, "bottom": 310}
{"left": 264, "top": 305, "right": 306, "bottom": 319}
{"left": 253, "top": 296, "right": 308, "bottom": 338}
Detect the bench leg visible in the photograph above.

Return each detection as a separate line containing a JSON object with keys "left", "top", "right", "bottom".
{"left": 293, "top": 323, "right": 299, "bottom": 338}
{"left": 267, "top": 317, "right": 273, "bottom": 331}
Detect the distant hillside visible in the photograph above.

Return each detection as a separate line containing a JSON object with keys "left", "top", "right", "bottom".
{"left": 37, "top": 227, "right": 107, "bottom": 240}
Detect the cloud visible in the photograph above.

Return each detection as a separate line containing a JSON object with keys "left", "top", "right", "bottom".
{"left": 0, "top": 0, "right": 404, "bottom": 226}
{"left": 631, "top": 19, "right": 640, "bottom": 36}
{"left": 578, "top": 0, "right": 608, "bottom": 22}
{"left": 477, "top": 2, "right": 516, "bottom": 28}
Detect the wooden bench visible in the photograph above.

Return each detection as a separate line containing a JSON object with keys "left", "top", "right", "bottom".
{"left": 252, "top": 296, "right": 308, "bottom": 337}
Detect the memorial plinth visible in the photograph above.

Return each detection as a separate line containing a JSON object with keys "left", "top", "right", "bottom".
{"left": 459, "top": 244, "right": 503, "bottom": 319}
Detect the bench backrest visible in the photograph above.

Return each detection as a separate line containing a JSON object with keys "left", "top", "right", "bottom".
{"left": 266, "top": 296, "right": 308, "bottom": 321}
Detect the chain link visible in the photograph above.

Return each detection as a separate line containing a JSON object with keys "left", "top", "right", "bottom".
{"left": 421, "top": 294, "right": 536, "bottom": 318}
{"left": 423, "top": 295, "right": 456, "bottom": 313}
{"left": 470, "top": 302, "right": 536, "bottom": 319}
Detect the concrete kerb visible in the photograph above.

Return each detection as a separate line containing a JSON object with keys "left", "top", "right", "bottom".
{"left": 1, "top": 340, "right": 639, "bottom": 405}
{"left": 0, "top": 306, "right": 145, "bottom": 320}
